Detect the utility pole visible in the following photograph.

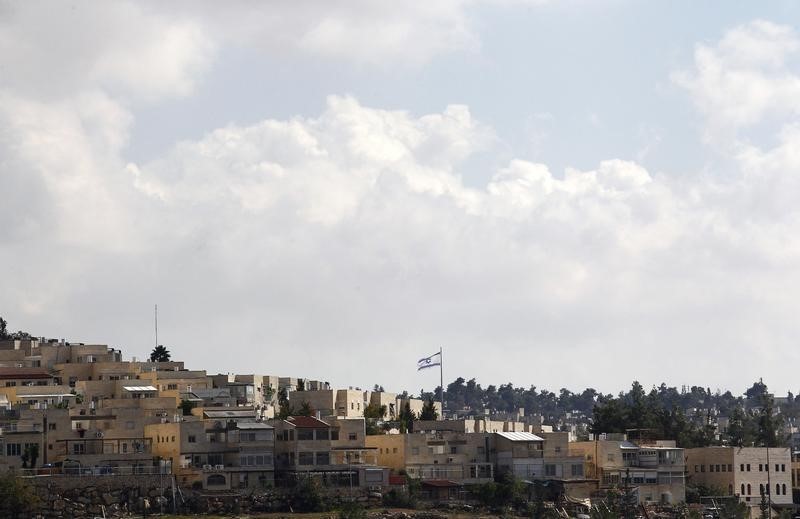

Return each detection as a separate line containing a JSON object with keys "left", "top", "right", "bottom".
{"left": 766, "top": 447, "right": 771, "bottom": 519}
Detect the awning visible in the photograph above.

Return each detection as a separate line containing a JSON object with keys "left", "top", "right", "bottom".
{"left": 123, "top": 386, "right": 157, "bottom": 392}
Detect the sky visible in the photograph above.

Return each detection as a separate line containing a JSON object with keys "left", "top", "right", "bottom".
{"left": 3, "top": 1, "right": 800, "bottom": 397}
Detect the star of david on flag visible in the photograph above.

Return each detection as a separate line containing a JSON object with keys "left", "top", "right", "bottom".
{"left": 417, "top": 351, "right": 442, "bottom": 371}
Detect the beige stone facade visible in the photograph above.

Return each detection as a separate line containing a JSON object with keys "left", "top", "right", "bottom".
{"left": 570, "top": 439, "right": 685, "bottom": 504}
{"left": 686, "top": 447, "right": 792, "bottom": 511}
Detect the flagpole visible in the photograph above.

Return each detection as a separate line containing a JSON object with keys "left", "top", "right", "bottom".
{"left": 439, "top": 346, "right": 444, "bottom": 420}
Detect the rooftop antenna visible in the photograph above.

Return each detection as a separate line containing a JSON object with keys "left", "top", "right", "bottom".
{"left": 155, "top": 304, "right": 158, "bottom": 351}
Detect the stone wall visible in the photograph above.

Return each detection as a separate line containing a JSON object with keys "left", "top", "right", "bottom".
{"left": 29, "top": 474, "right": 172, "bottom": 518}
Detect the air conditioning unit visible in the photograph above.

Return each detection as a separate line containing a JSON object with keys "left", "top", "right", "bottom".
{"left": 203, "top": 464, "right": 212, "bottom": 471}
{"left": 215, "top": 464, "right": 224, "bottom": 470}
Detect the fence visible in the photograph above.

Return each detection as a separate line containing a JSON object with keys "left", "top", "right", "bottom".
{"left": 15, "top": 465, "right": 170, "bottom": 478}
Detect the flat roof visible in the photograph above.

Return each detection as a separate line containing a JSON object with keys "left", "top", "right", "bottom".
{"left": 236, "top": 422, "right": 273, "bottom": 430}
{"left": 495, "top": 431, "right": 544, "bottom": 442}
{"left": 204, "top": 410, "right": 256, "bottom": 418}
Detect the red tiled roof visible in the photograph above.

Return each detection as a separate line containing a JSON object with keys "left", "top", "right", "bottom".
{"left": 287, "top": 416, "right": 330, "bottom": 428}
{"left": 0, "top": 367, "right": 53, "bottom": 380}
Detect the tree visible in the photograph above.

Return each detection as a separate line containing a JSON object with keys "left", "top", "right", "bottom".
{"left": 277, "top": 387, "right": 293, "bottom": 419}
{"left": 0, "top": 317, "right": 9, "bottom": 340}
{"left": 364, "top": 402, "right": 387, "bottom": 435}
{"left": 297, "top": 401, "right": 314, "bottom": 416}
{"left": 398, "top": 401, "right": 416, "bottom": 433}
{"left": 0, "top": 472, "right": 40, "bottom": 518}
{"left": 26, "top": 444, "right": 38, "bottom": 469}
{"left": 149, "top": 345, "right": 171, "bottom": 362}
{"left": 419, "top": 397, "right": 438, "bottom": 421}
{"left": 179, "top": 399, "right": 196, "bottom": 416}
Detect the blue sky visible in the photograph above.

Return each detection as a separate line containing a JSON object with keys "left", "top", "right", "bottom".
{"left": 3, "top": 1, "right": 800, "bottom": 396}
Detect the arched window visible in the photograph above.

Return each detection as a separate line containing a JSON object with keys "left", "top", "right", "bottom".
{"left": 782, "top": 484, "right": 786, "bottom": 495}
{"left": 776, "top": 483, "right": 780, "bottom": 495}
{"left": 747, "top": 484, "right": 751, "bottom": 495}
{"left": 760, "top": 484, "right": 764, "bottom": 495}
{"left": 741, "top": 484, "right": 745, "bottom": 495}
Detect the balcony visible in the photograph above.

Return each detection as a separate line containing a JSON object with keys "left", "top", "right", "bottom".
{"left": 59, "top": 437, "right": 152, "bottom": 456}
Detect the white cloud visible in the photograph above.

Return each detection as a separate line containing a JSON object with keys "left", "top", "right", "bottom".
{"left": 5, "top": 7, "right": 800, "bottom": 395}
{"left": 673, "top": 20, "right": 800, "bottom": 145}
{"left": 0, "top": 2, "right": 215, "bottom": 101}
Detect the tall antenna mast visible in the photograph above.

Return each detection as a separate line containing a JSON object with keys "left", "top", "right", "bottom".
{"left": 155, "top": 304, "right": 158, "bottom": 349}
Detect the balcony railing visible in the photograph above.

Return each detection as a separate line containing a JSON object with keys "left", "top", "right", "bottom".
{"left": 15, "top": 465, "right": 170, "bottom": 478}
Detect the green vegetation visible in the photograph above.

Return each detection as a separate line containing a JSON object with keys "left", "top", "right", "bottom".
{"left": 150, "top": 344, "right": 171, "bottom": 362}
{"left": 363, "top": 402, "right": 387, "bottom": 435}
{"left": 179, "top": 399, "right": 196, "bottom": 416}
{"left": 419, "top": 397, "right": 438, "bottom": 421}
{"left": 277, "top": 387, "right": 294, "bottom": 419}
{"left": 0, "top": 473, "right": 40, "bottom": 518}
{"left": 288, "top": 475, "right": 325, "bottom": 512}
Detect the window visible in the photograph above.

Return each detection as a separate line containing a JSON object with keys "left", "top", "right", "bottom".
{"left": 782, "top": 484, "right": 786, "bottom": 495}
{"left": 747, "top": 464, "right": 751, "bottom": 471}
{"left": 607, "top": 454, "right": 614, "bottom": 462}
{"left": 171, "top": 436, "right": 175, "bottom": 442}
{"left": 700, "top": 465, "right": 705, "bottom": 472}
{"left": 728, "top": 464, "right": 732, "bottom": 472}
{"left": 315, "top": 429, "right": 329, "bottom": 440}
{"left": 775, "top": 464, "right": 779, "bottom": 472}
{"left": 740, "top": 463, "right": 745, "bottom": 472}
{"left": 776, "top": 483, "right": 780, "bottom": 495}
{"left": 710, "top": 465, "right": 715, "bottom": 472}
{"left": 571, "top": 464, "right": 583, "bottom": 477}
{"left": 188, "top": 435, "right": 196, "bottom": 443}
{"left": 297, "top": 429, "right": 314, "bottom": 441}
{"left": 760, "top": 484, "right": 764, "bottom": 495}
{"left": 741, "top": 484, "right": 745, "bottom": 496}
{"left": 747, "top": 484, "right": 751, "bottom": 495}
{"left": 544, "top": 464, "right": 556, "bottom": 476}
{"left": 73, "top": 443, "right": 85, "bottom": 454}
{"left": 694, "top": 465, "right": 699, "bottom": 473}
{"left": 450, "top": 446, "right": 457, "bottom": 454}
{"left": 759, "top": 464, "right": 763, "bottom": 471}
{"left": 5, "top": 443, "right": 21, "bottom": 456}
{"left": 298, "top": 452, "right": 314, "bottom": 465}
{"left": 554, "top": 446, "right": 561, "bottom": 454}
{"left": 5, "top": 381, "right": 15, "bottom": 387}
{"left": 348, "top": 433, "right": 357, "bottom": 441}
{"left": 393, "top": 447, "right": 397, "bottom": 454}
{"left": 316, "top": 452, "right": 330, "bottom": 465}
{"left": 330, "top": 430, "right": 339, "bottom": 440}
{"left": 167, "top": 384, "right": 178, "bottom": 390}
{"left": 48, "top": 423, "right": 57, "bottom": 431}
{"left": 781, "top": 464, "right": 786, "bottom": 472}
{"left": 721, "top": 464, "right": 727, "bottom": 472}
{"left": 207, "top": 474, "right": 226, "bottom": 486}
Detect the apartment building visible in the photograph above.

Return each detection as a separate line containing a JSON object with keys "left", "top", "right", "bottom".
{"left": 269, "top": 415, "right": 387, "bottom": 488}
{"left": 146, "top": 409, "right": 274, "bottom": 490}
{"left": 685, "top": 447, "right": 792, "bottom": 510}
{"left": 400, "top": 430, "right": 494, "bottom": 484}
{"left": 570, "top": 438, "right": 685, "bottom": 504}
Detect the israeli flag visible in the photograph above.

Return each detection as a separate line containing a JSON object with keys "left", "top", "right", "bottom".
{"left": 417, "top": 352, "right": 441, "bottom": 371}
